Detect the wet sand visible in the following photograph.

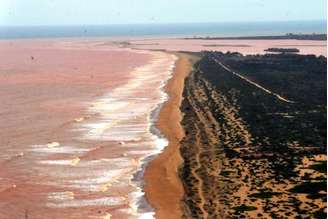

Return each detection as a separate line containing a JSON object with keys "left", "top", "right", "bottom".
{"left": 144, "top": 53, "right": 198, "bottom": 219}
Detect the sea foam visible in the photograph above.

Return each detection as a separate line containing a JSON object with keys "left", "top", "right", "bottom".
{"left": 23, "top": 48, "right": 177, "bottom": 218}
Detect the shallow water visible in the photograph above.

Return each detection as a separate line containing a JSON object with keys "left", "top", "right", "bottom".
{"left": 0, "top": 39, "right": 177, "bottom": 218}
{"left": 129, "top": 38, "right": 327, "bottom": 56}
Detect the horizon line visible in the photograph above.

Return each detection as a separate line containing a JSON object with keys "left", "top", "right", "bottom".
{"left": 0, "top": 19, "right": 326, "bottom": 28}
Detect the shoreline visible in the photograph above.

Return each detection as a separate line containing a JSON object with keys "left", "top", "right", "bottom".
{"left": 178, "top": 52, "right": 327, "bottom": 218}
{"left": 143, "top": 52, "right": 197, "bottom": 219}
{"left": 0, "top": 39, "right": 181, "bottom": 218}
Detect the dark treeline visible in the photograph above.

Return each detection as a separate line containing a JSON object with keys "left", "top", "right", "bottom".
{"left": 264, "top": 48, "right": 300, "bottom": 53}
{"left": 179, "top": 51, "right": 327, "bottom": 218}
{"left": 200, "top": 51, "right": 327, "bottom": 152}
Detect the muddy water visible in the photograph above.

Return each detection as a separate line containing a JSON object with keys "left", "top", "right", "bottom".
{"left": 129, "top": 38, "right": 327, "bottom": 56}
{"left": 0, "top": 39, "right": 176, "bottom": 219}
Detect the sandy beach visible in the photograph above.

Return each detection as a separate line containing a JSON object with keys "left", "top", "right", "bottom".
{"left": 0, "top": 36, "right": 326, "bottom": 219}
{"left": 143, "top": 53, "right": 198, "bottom": 219}
{"left": 141, "top": 37, "right": 326, "bottom": 218}
{"left": 0, "top": 0, "right": 326, "bottom": 216}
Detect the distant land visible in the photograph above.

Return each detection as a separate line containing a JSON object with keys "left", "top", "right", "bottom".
{"left": 0, "top": 19, "right": 326, "bottom": 219}
{"left": 184, "top": 33, "right": 327, "bottom": 41}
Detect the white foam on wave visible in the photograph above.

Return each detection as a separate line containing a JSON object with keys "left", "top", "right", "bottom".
{"left": 39, "top": 159, "right": 78, "bottom": 166}
{"left": 29, "top": 145, "right": 90, "bottom": 155}
{"left": 48, "top": 191, "right": 75, "bottom": 201}
{"left": 66, "top": 168, "right": 132, "bottom": 192}
{"left": 47, "top": 197, "right": 127, "bottom": 208}
{"left": 76, "top": 52, "right": 177, "bottom": 143}
{"left": 122, "top": 52, "right": 177, "bottom": 218}
{"left": 46, "top": 142, "right": 60, "bottom": 148}
{"left": 35, "top": 157, "right": 136, "bottom": 191}
{"left": 33, "top": 50, "right": 178, "bottom": 217}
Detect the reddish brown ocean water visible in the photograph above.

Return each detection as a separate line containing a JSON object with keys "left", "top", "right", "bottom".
{"left": 0, "top": 39, "right": 177, "bottom": 219}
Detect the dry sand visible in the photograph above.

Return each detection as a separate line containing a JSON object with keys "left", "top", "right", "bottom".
{"left": 143, "top": 53, "right": 196, "bottom": 219}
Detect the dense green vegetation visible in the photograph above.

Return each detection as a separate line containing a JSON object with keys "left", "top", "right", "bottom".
{"left": 215, "top": 52, "right": 326, "bottom": 106}
{"left": 313, "top": 210, "right": 326, "bottom": 219}
{"left": 232, "top": 204, "right": 257, "bottom": 213}
{"left": 264, "top": 47, "right": 300, "bottom": 53}
{"left": 180, "top": 51, "right": 326, "bottom": 218}
{"left": 289, "top": 181, "right": 327, "bottom": 194}
{"left": 199, "top": 52, "right": 326, "bottom": 159}
{"left": 249, "top": 191, "right": 281, "bottom": 199}
{"left": 309, "top": 161, "right": 327, "bottom": 173}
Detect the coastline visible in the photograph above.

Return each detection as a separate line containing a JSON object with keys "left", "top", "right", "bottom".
{"left": 178, "top": 52, "right": 327, "bottom": 218}
{"left": 0, "top": 39, "right": 181, "bottom": 219}
{"left": 1, "top": 36, "right": 325, "bottom": 218}
{"left": 143, "top": 52, "right": 198, "bottom": 219}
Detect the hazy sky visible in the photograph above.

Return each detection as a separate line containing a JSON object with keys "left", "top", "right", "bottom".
{"left": 0, "top": 0, "right": 326, "bottom": 26}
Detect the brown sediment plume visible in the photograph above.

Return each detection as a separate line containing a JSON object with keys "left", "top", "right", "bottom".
{"left": 143, "top": 53, "right": 199, "bottom": 219}
{"left": 0, "top": 39, "right": 173, "bottom": 219}
{"left": 128, "top": 39, "right": 327, "bottom": 57}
